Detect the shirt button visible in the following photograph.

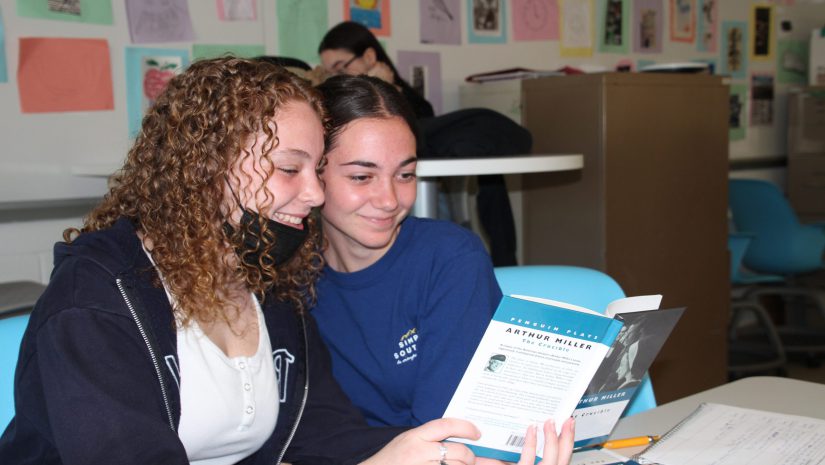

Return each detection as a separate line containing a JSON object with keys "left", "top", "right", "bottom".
{"left": 246, "top": 406, "right": 254, "bottom": 414}
{"left": 244, "top": 383, "right": 251, "bottom": 391}
{"left": 238, "top": 361, "right": 246, "bottom": 369}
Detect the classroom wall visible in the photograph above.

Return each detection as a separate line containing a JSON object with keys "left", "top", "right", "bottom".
{"left": 1, "top": 0, "right": 823, "bottom": 283}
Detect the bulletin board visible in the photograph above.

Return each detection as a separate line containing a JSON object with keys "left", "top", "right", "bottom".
{"left": 1, "top": 0, "right": 824, "bottom": 207}
{"left": 0, "top": 0, "right": 293, "bottom": 204}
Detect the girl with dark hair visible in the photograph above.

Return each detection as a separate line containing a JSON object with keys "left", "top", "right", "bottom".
{"left": 313, "top": 75, "right": 574, "bottom": 465}
{"left": 0, "top": 57, "right": 532, "bottom": 465}
{"left": 317, "top": 21, "right": 434, "bottom": 119}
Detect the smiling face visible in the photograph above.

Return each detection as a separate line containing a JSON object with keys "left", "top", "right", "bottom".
{"left": 226, "top": 100, "right": 325, "bottom": 229}
{"left": 320, "top": 116, "right": 417, "bottom": 271}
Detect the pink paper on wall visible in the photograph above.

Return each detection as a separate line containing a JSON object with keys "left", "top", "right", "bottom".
{"left": 512, "top": 0, "right": 559, "bottom": 41}
{"left": 18, "top": 37, "right": 114, "bottom": 113}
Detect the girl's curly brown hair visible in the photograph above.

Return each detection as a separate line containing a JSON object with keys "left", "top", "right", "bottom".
{"left": 66, "top": 57, "right": 327, "bottom": 325}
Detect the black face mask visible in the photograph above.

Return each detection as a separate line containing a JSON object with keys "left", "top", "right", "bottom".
{"left": 224, "top": 208, "right": 310, "bottom": 270}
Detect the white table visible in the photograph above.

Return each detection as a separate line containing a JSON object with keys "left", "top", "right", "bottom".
{"left": 412, "top": 154, "right": 583, "bottom": 218}
{"left": 600, "top": 376, "right": 825, "bottom": 457}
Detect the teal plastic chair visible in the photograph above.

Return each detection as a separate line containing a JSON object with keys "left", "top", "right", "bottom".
{"left": 0, "top": 313, "right": 30, "bottom": 428}
{"left": 728, "top": 179, "right": 825, "bottom": 275}
{"left": 728, "top": 179, "right": 825, "bottom": 361}
{"left": 493, "top": 265, "right": 656, "bottom": 417}
{"left": 0, "top": 281, "right": 44, "bottom": 429}
{"left": 727, "top": 233, "right": 786, "bottom": 378}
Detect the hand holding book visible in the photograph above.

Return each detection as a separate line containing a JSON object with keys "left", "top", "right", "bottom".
{"left": 362, "top": 417, "right": 575, "bottom": 465}
{"left": 475, "top": 418, "right": 575, "bottom": 465}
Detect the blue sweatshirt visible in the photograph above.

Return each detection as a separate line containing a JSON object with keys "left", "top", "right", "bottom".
{"left": 313, "top": 217, "right": 502, "bottom": 427}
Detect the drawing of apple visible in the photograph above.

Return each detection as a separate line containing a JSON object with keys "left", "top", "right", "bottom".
{"left": 143, "top": 59, "right": 177, "bottom": 101}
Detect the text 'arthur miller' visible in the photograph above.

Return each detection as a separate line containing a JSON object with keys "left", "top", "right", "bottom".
{"left": 505, "top": 328, "right": 593, "bottom": 350}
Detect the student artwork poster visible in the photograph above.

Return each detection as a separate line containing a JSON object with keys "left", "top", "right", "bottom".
{"left": 669, "top": 0, "right": 696, "bottom": 43}
{"left": 776, "top": 39, "right": 809, "bottom": 85}
{"left": 277, "top": 0, "right": 329, "bottom": 65}
{"left": 442, "top": 296, "right": 623, "bottom": 462}
{"left": 124, "top": 0, "right": 195, "bottom": 43}
{"left": 420, "top": 0, "right": 462, "bottom": 45}
{"left": 750, "top": 73, "right": 774, "bottom": 127}
{"left": 16, "top": 0, "right": 114, "bottom": 25}
{"left": 396, "top": 50, "right": 443, "bottom": 114}
{"left": 599, "top": 0, "right": 629, "bottom": 54}
{"left": 345, "top": 0, "right": 391, "bottom": 36}
{"left": 216, "top": 0, "right": 256, "bottom": 21}
{"left": 750, "top": 4, "right": 774, "bottom": 61}
{"left": 468, "top": 0, "right": 508, "bottom": 44}
{"left": 560, "top": 0, "right": 594, "bottom": 57}
{"left": 0, "top": 6, "right": 6, "bottom": 83}
{"left": 125, "top": 47, "right": 189, "bottom": 137}
{"left": 633, "top": 0, "right": 663, "bottom": 54}
{"left": 721, "top": 21, "right": 748, "bottom": 79}
{"left": 696, "top": 0, "right": 718, "bottom": 52}
{"left": 729, "top": 84, "right": 747, "bottom": 141}
{"left": 511, "top": 0, "right": 559, "bottom": 42}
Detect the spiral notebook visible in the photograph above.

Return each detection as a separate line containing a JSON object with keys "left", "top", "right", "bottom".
{"left": 633, "top": 403, "right": 825, "bottom": 465}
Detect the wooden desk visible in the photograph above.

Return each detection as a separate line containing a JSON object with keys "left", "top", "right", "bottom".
{"left": 600, "top": 376, "right": 825, "bottom": 458}
{"left": 412, "top": 154, "right": 583, "bottom": 218}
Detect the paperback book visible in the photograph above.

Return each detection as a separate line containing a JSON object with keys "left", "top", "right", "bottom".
{"left": 442, "top": 294, "right": 684, "bottom": 462}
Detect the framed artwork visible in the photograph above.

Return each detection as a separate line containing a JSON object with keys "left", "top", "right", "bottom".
{"left": 468, "top": 0, "right": 507, "bottom": 44}
{"left": 721, "top": 21, "right": 748, "bottom": 79}
{"left": 512, "top": 0, "right": 558, "bottom": 41}
{"left": 750, "top": 72, "right": 774, "bottom": 127}
{"left": 420, "top": 0, "right": 462, "bottom": 44}
{"left": 633, "top": 0, "right": 663, "bottom": 53}
{"left": 344, "top": 0, "right": 391, "bottom": 36}
{"left": 697, "top": 0, "right": 718, "bottom": 52}
{"left": 670, "top": 0, "right": 696, "bottom": 43}
{"left": 125, "top": 47, "right": 189, "bottom": 136}
{"left": 599, "top": 0, "right": 629, "bottom": 53}
{"left": 560, "top": 0, "right": 594, "bottom": 57}
{"left": 750, "top": 4, "right": 774, "bottom": 61}
{"left": 396, "top": 51, "right": 443, "bottom": 114}
{"left": 729, "top": 84, "right": 747, "bottom": 141}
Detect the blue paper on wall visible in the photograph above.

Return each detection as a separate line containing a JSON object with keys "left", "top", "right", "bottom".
{"left": 0, "top": 7, "right": 7, "bottom": 83}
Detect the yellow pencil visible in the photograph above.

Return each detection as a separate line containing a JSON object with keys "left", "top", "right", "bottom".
{"left": 601, "top": 435, "right": 660, "bottom": 449}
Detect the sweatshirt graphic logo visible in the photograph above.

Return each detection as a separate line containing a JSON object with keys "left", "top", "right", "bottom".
{"left": 394, "top": 327, "right": 419, "bottom": 365}
{"left": 273, "top": 348, "right": 295, "bottom": 403}
{"left": 165, "top": 355, "right": 180, "bottom": 388}
{"left": 165, "top": 350, "right": 295, "bottom": 403}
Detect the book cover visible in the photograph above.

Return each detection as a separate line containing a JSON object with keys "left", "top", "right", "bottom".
{"left": 442, "top": 295, "right": 625, "bottom": 462}
{"left": 574, "top": 307, "right": 685, "bottom": 448}
{"left": 442, "top": 295, "right": 682, "bottom": 462}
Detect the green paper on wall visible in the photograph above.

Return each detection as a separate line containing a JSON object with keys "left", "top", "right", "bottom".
{"left": 776, "top": 39, "right": 809, "bottom": 85}
{"left": 277, "top": 0, "right": 328, "bottom": 65}
{"left": 192, "top": 44, "right": 266, "bottom": 61}
{"left": 17, "top": 0, "right": 113, "bottom": 25}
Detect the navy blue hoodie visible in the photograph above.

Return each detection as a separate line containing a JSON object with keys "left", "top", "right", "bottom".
{"left": 0, "top": 217, "right": 404, "bottom": 464}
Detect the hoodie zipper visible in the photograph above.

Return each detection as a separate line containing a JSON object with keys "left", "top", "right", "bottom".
{"left": 275, "top": 315, "right": 310, "bottom": 465}
{"left": 116, "top": 278, "right": 175, "bottom": 431}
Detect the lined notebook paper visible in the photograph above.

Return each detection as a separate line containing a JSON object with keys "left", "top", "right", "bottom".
{"left": 633, "top": 403, "right": 825, "bottom": 465}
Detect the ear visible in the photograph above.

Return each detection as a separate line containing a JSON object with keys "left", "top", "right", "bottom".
{"left": 362, "top": 47, "right": 378, "bottom": 68}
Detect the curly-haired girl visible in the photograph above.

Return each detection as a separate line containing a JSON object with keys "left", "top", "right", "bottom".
{"left": 0, "top": 57, "right": 542, "bottom": 465}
